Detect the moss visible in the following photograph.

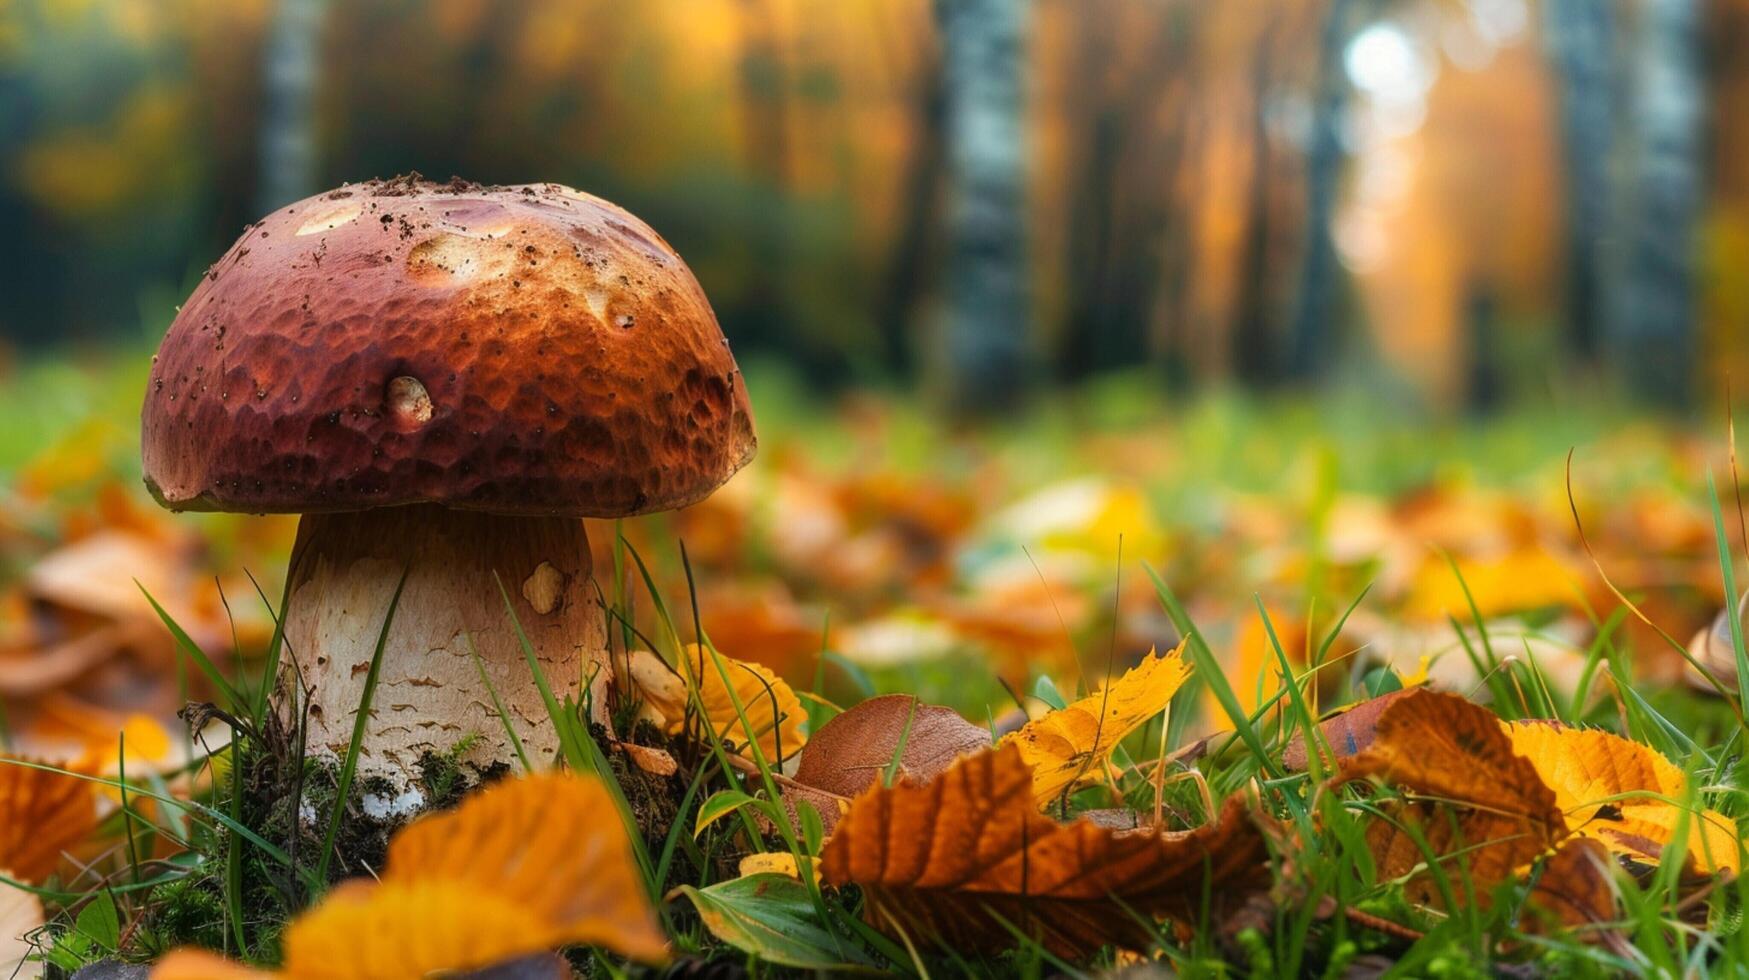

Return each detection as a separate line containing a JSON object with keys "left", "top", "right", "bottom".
{"left": 144, "top": 877, "right": 227, "bottom": 954}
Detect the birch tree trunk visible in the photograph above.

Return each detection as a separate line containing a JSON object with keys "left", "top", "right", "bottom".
{"left": 1545, "top": 0, "right": 1616, "bottom": 364}
{"left": 257, "top": 0, "right": 327, "bottom": 212}
{"left": 936, "top": 0, "right": 1030, "bottom": 413}
{"left": 1607, "top": 0, "right": 1702, "bottom": 407}
{"left": 1286, "top": 0, "right": 1355, "bottom": 381}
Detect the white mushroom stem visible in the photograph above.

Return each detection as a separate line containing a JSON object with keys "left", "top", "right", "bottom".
{"left": 281, "top": 505, "right": 609, "bottom": 788}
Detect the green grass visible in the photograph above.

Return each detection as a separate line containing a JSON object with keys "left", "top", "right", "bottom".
{"left": 4, "top": 351, "right": 1748, "bottom": 975}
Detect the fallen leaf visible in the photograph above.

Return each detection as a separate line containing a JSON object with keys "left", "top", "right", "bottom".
{"left": 614, "top": 740, "right": 677, "bottom": 778}
{"left": 0, "top": 881, "right": 44, "bottom": 980}
{"left": 1005, "top": 642, "right": 1191, "bottom": 805}
{"left": 737, "top": 852, "right": 820, "bottom": 884}
{"left": 154, "top": 772, "right": 666, "bottom": 977}
{"left": 1506, "top": 721, "right": 1741, "bottom": 875}
{"left": 1340, "top": 690, "right": 1562, "bottom": 834}
{"left": 0, "top": 621, "right": 155, "bottom": 699}
{"left": 1522, "top": 838, "right": 1618, "bottom": 936}
{"left": 0, "top": 758, "right": 99, "bottom": 884}
{"left": 1402, "top": 547, "right": 1579, "bottom": 623}
{"left": 634, "top": 645, "right": 807, "bottom": 762}
{"left": 788, "top": 694, "right": 989, "bottom": 834}
{"left": 1282, "top": 687, "right": 1420, "bottom": 772}
{"left": 1339, "top": 690, "right": 1564, "bottom": 905}
{"left": 820, "top": 743, "right": 1274, "bottom": 956}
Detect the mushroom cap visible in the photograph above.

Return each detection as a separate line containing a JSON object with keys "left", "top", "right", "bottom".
{"left": 141, "top": 177, "right": 756, "bottom": 518}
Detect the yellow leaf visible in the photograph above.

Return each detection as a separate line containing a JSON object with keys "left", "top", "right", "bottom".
{"left": 737, "top": 852, "right": 820, "bottom": 884}
{"left": 820, "top": 743, "right": 1274, "bottom": 957}
{"left": 1402, "top": 547, "right": 1579, "bottom": 622}
{"left": 1506, "top": 721, "right": 1742, "bottom": 875}
{"left": 153, "top": 772, "right": 667, "bottom": 978}
{"left": 1005, "top": 642, "right": 1191, "bottom": 805}
{"left": 638, "top": 644, "right": 807, "bottom": 763}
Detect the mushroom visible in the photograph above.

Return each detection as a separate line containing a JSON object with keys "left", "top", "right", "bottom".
{"left": 140, "top": 177, "right": 756, "bottom": 787}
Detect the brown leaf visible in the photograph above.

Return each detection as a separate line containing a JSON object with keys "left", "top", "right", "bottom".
{"left": 788, "top": 694, "right": 989, "bottom": 834}
{"left": 819, "top": 743, "right": 1275, "bottom": 957}
{"left": 1340, "top": 690, "right": 1563, "bottom": 837}
{"left": 1363, "top": 801, "right": 1555, "bottom": 909}
{"left": 1339, "top": 690, "right": 1565, "bottom": 905}
{"left": 1523, "top": 838, "right": 1618, "bottom": 936}
{"left": 1282, "top": 687, "right": 1418, "bottom": 772}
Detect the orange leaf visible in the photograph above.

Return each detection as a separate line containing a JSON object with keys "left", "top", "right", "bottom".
{"left": 1340, "top": 690, "right": 1564, "bottom": 837}
{"left": 819, "top": 743, "right": 1274, "bottom": 957}
{"left": 0, "top": 759, "right": 99, "bottom": 885}
{"left": 1005, "top": 642, "right": 1191, "bottom": 805}
{"left": 154, "top": 772, "right": 666, "bottom": 978}
{"left": 1339, "top": 690, "right": 1565, "bottom": 905}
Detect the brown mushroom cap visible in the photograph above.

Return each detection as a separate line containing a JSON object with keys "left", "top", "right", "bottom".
{"left": 141, "top": 177, "right": 756, "bottom": 518}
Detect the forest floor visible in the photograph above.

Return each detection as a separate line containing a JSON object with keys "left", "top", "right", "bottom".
{"left": 3, "top": 355, "right": 1748, "bottom": 977}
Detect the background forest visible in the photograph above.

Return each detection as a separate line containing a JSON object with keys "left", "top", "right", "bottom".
{"left": 3, "top": 0, "right": 1746, "bottom": 412}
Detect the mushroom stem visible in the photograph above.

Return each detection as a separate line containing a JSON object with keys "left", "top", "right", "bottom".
{"left": 280, "top": 505, "right": 608, "bottom": 788}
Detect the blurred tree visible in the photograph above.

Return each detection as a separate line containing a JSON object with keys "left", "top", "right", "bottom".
{"left": 1286, "top": 0, "right": 1357, "bottom": 382}
{"left": 257, "top": 0, "right": 328, "bottom": 210}
{"left": 1545, "top": 0, "right": 1615, "bottom": 365}
{"left": 936, "top": 0, "right": 1030, "bottom": 412}
{"left": 1606, "top": 0, "right": 1702, "bottom": 407}
{"left": 874, "top": 33, "right": 944, "bottom": 378}
{"left": 1051, "top": 0, "right": 1195, "bottom": 382}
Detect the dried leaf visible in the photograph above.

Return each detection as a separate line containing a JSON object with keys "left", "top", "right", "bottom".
{"left": 1506, "top": 721, "right": 1741, "bottom": 875}
{"left": 636, "top": 645, "right": 807, "bottom": 762}
{"left": 155, "top": 772, "right": 666, "bottom": 977}
{"left": 1363, "top": 800, "right": 1555, "bottom": 908}
{"left": 820, "top": 743, "right": 1274, "bottom": 957}
{"left": 1523, "top": 838, "right": 1618, "bottom": 936}
{"left": 1340, "top": 690, "right": 1564, "bottom": 904}
{"left": 1282, "top": 687, "right": 1418, "bottom": 772}
{"left": 1341, "top": 690, "right": 1563, "bottom": 837}
{"left": 615, "top": 741, "right": 678, "bottom": 778}
{"left": 0, "top": 758, "right": 99, "bottom": 884}
{"left": 1005, "top": 642, "right": 1190, "bottom": 805}
{"left": 788, "top": 694, "right": 989, "bottom": 834}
